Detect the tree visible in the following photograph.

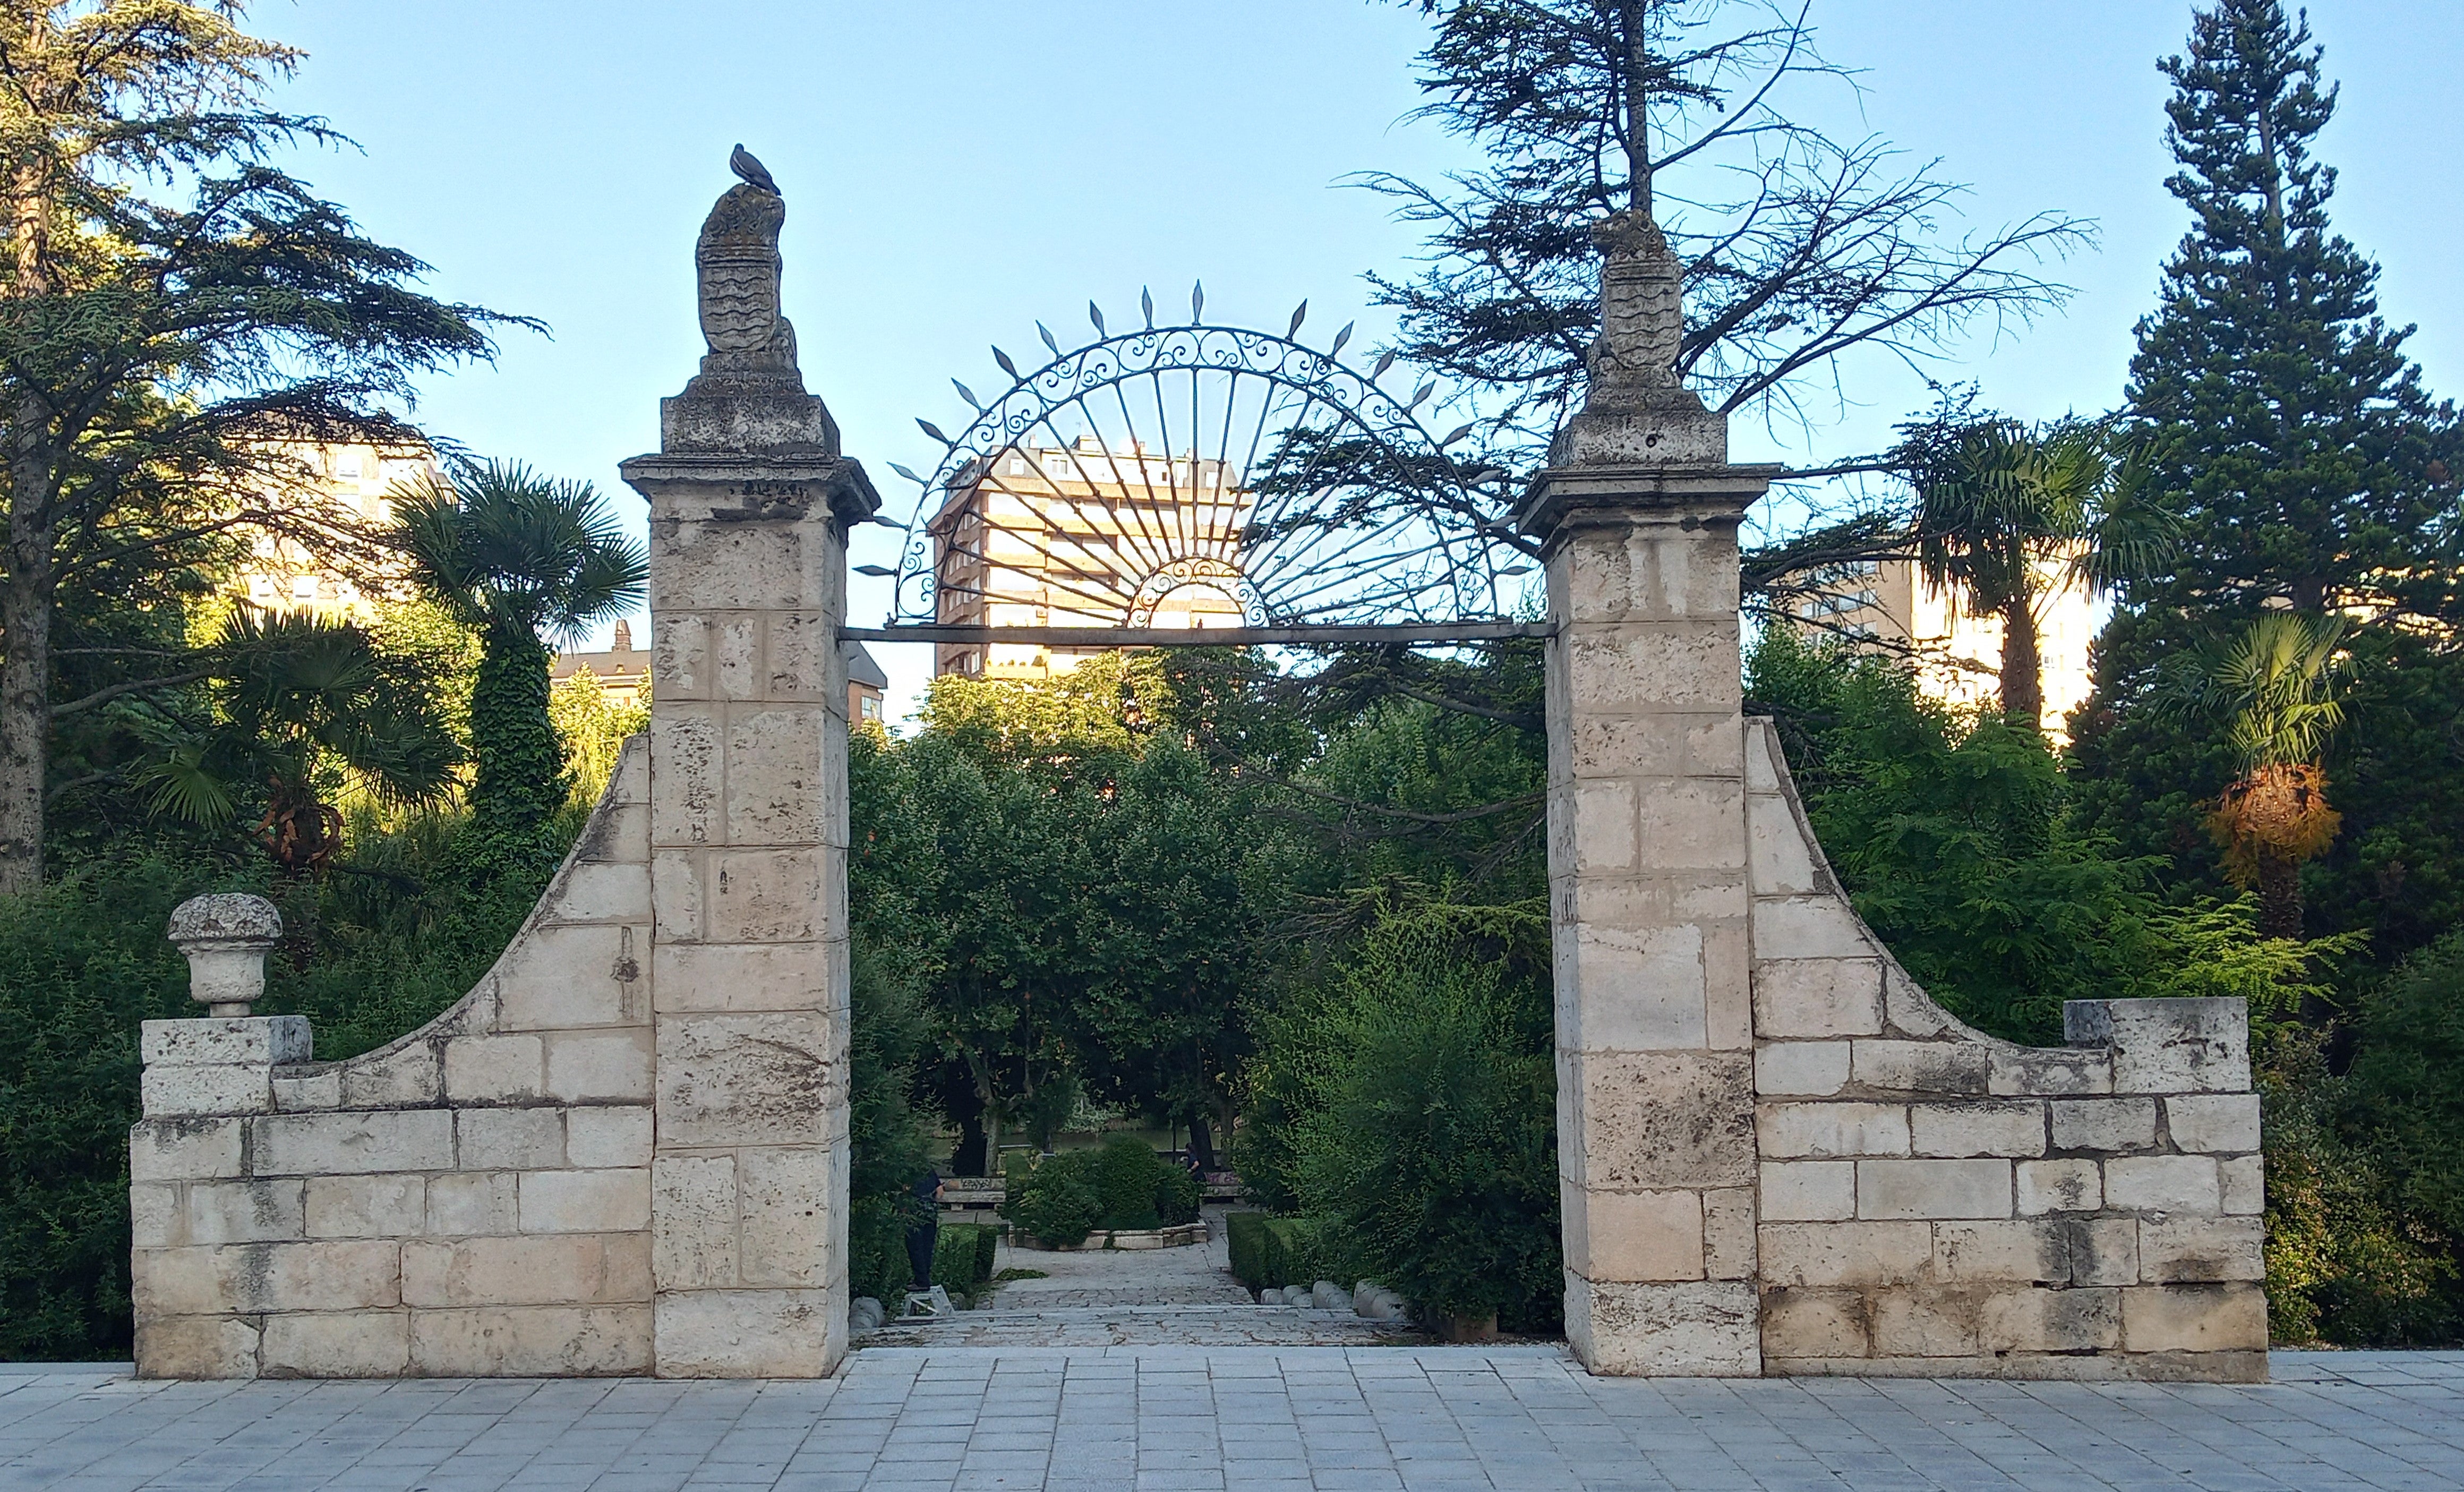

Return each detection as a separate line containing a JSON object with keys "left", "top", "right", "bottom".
{"left": 2074, "top": 1, "right": 2464, "bottom": 970}
{"left": 2125, "top": 0, "right": 2460, "bottom": 620}
{"left": 394, "top": 461, "right": 645, "bottom": 879}
{"left": 137, "top": 608, "right": 457, "bottom": 877}
{"left": 1894, "top": 407, "right": 2167, "bottom": 725}
{"left": 1365, "top": 0, "right": 2090, "bottom": 463}
{"left": 0, "top": 1, "right": 524, "bottom": 895}
{"left": 2160, "top": 612, "right": 2349, "bottom": 941}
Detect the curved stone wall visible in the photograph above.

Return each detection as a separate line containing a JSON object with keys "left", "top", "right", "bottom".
{"left": 131, "top": 737, "right": 656, "bottom": 1377}
{"left": 1745, "top": 719, "right": 2268, "bottom": 1380}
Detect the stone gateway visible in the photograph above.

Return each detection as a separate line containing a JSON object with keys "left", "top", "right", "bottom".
{"left": 127, "top": 173, "right": 2263, "bottom": 1380}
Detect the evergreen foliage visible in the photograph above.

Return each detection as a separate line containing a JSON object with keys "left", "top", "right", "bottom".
{"left": 394, "top": 462, "right": 647, "bottom": 882}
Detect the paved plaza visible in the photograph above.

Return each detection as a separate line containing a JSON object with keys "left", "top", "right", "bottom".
{"left": 2, "top": 1349, "right": 2460, "bottom": 1491}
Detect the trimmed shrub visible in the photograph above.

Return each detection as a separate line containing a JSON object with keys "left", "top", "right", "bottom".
{"left": 1226, "top": 1211, "right": 1270, "bottom": 1288}
{"left": 1093, "top": 1136, "right": 1165, "bottom": 1231}
{"left": 1260, "top": 1216, "right": 1333, "bottom": 1291}
{"left": 1002, "top": 1154, "right": 1102, "bottom": 1247}
{"left": 934, "top": 1224, "right": 997, "bottom": 1291}
{"left": 1155, "top": 1162, "right": 1201, "bottom": 1227}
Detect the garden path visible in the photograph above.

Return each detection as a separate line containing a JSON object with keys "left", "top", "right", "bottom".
{"left": 862, "top": 1208, "right": 1427, "bottom": 1349}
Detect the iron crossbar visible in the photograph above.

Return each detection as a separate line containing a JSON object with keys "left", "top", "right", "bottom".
{"left": 838, "top": 621, "right": 1554, "bottom": 648}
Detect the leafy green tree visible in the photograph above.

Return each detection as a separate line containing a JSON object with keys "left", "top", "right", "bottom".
{"left": 1894, "top": 409, "right": 2167, "bottom": 725}
{"left": 0, "top": 1, "right": 521, "bottom": 894}
{"left": 394, "top": 461, "right": 645, "bottom": 880}
{"left": 2125, "top": 0, "right": 2460, "bottom": 621}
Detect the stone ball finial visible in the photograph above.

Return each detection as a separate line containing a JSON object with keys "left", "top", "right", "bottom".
{"left": 166, "top": 893, "right": 283, "bottom": 1017}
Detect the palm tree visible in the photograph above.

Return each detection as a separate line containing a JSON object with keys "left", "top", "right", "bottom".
{"left": 141, "top": 609, "right": 461, "bottom": 876}
{"left": 2163, "top": 612, "right": 2350, "bottom": 941}
{"left": 1898, "top": 412, "right": 2173, "bottom": 726}
{"left": 393, "top": 461, "right": 647, "bottom": 877}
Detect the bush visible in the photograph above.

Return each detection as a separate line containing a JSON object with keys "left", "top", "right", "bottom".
{"left": 934, "top": 1224, "right": 998, "bottom": 1291}
{"left": 1002, "top": 1153, "right": 1102, "bottom": 1247}
{"left": 1259, "top": 903, "right": 1561, "bottom": 1332}
{"left": 845, "top": 948, "right": 933, "bottom": 1307}
{"left": 1000, "top": 1140, "right": 1200, "bottom": 1244}
{"left": 1226, "top": 1210, "right": 1270, "bottom": 1288}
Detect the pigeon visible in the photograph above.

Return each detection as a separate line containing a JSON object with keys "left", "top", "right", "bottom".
{"left": 730, "top": 143, "right": 780, "bottom": 196}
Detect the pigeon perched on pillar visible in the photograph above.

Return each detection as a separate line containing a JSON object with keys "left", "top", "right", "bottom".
{"left": 730, "top": 143, "right": 780, "bottom": 196}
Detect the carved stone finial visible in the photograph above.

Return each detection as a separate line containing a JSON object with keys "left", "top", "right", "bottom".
{"left": 692, "top": 184, "right": 800, "bottom": 388}
{"left": 166, "top": 893, "right": 281, "bottom": 1017}
{"left": 1583, "top": 210, "right": 1690, "bottom": 410}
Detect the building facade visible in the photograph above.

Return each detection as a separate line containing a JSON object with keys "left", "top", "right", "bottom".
{"left": 929, "top": 436, "right": 1250, "bottom": 679}
{"left": 1789, "top": 554, "right": 2100, "bottom": 739}
{"left": 234, "top": 442, "right": 442, "bottom": 620}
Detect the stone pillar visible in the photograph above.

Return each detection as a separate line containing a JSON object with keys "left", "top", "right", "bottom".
{"left": 1519, "top": 212, "right": 1779, "bottom": 1375}
{"left": 620, "top": 180, "right": 879, "bottom": 1377}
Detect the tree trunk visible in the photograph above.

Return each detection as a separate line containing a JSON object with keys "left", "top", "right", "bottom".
{"left": 0, "top": 483, "right": 54, "bottom": 898}
{"left": 2256, "top": 847, "right": 2303, "bottom": 942}
{"left": 952, "top": 1109, "right": 989, "bottom": 1178}
{"left": 1186, "top": 1113, "right": 1217, "bottom": 1173}
{"left": 1999, "top": 596, "right": 2044, "bottom": 728}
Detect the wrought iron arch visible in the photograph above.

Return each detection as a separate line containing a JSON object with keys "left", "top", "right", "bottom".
{"left": 851, "top": 288, "right": 1544, "bottom": 647}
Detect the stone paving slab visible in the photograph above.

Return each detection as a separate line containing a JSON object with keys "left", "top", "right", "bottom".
{"left": 858, "top": 1304, "right": 1429, "bottom": 1349}
{"left": 4, "top": 1351, "right": 2462, "bottom": 1490}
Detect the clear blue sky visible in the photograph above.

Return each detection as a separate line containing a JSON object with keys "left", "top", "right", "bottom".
{"left": 259, "top": 1, "right": 2462, "bottom": 722}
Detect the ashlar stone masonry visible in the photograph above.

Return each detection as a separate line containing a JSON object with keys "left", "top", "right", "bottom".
{"left": 129, "top": 175, "right": 877, "bottom": 1380}
{"left": 129, "top": 177, "right": 2261, "bottom": 1383}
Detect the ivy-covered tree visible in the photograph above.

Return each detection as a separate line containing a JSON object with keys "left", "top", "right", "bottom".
{"left": 0, "top": 1, "right": 524, "bottom": 896}
{"left": 394, "top": 462, "right": 645, "bottom": 881}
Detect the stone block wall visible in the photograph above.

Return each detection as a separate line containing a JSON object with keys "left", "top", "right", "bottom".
{"left": 131, "top": 739, "right": 657, "bottom": 1378}
{"left": 1745, "top": 719, "right": 2268, "bottom": 1381}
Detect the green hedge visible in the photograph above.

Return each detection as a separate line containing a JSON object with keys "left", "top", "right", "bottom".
{"left": 1226, "top": 1212, "right": 1270, "bottom": 1288}
{"left": 932, "top": 1223, "right": 999, "bottom": 1291}
{"left": 1227, "top": 1213, "right": 1332, "bottom": 1291}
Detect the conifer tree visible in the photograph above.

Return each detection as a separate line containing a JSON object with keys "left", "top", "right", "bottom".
{"left": 2125, "top": 0, "right": 2460, "bottom": 619}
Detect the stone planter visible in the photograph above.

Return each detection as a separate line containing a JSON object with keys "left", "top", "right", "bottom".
{"left": 1013, "top": 1222, "right": 1208, "bottom": 1251}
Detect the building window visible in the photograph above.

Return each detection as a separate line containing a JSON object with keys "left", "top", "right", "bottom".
{"left": 861, "top": 696, "right": 882, "bottom": 721}
{"left": 337, "top": 452, "right": 362, "bottom": 479}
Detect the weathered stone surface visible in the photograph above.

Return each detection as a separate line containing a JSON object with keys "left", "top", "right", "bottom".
{"left": 2059, "top": 1216, "right": 2141, "bottom": 1286}
{"left": 2119, "top": 1282, "right": 2268, "bottom": 1353}
{"left": 441, "top": 1036, "right": 545, "bottom": 1104}
{"left": 400, "top": 1234, "right": 652, "bottom": 1309}
{"left": 1981, "top": 1286, "right": 2119, "bottom": 1353}
{"left": 2220, "top": 1154, "right": 2266, "bottom": 1216}
{"left": 1871, "top": 1289, "right": 1982, "bottom": 1356}
{"left": 134, "top": 1241, "right": 400, "bottom": 1316}
{"left": 1756, "top": 1102, "right": 1909, "bottom": 1160}
{"left": 271, "top": 1069, "right": 341, "bottom": 1111}
{"left": 2105, "top": 1155, "right": 2222, "bottom": 1215}
{"left": 135, "top": 1314, "right": 260, "bottom": 1379}
{"left": 2165, "top": 1093, "right": 2262, "bottom": 1154}
{"left": 654, "top": 1289, "right": 841, "bottom": 1378}
{"left": 339, "top": 1040, "right": 443, "bottom": 1109}
{"left": 1988, "top": 1044, "right": 2112, "bottom": 1097}
{"left": 142, "top": 1063, "right": 276, "bottom": 1118}
{"left": 649, "top": 941, "right": 829, "bottom": 1013}
{"left": 1565, "top": 1278, "right": 1760, "bottom": 1376}
{"left": 1758, "top": 1222, "right": 1932, "bottom": 1288}
{"left": 1909, "top": 1101, "right": 2046, "bottom": 1158}
{"left": 2064, "top": 998, "right": 2252, "bottom": 1095}
{"left": 655, "top": 1012, "right": 841, "bottom": 1149}
{"left": 1760, "top": 1289, "right": 1868, "bottom": 1359}
{"left": 1573, "top": 1189, "right": 1705, "bottom": 1282}
{"left": 2016, "top": 1158, "right": 2102, "bottom": 1215}
{"left": 408, "top": 1305, "right": 653, "bottom": 1376}
{"left": 2050, "top": 1098, "right": 2160, "bottom": 1153}
{"left": 1755, "top": 1041, "right": 1850, "bottom": 1097}
{"left": 1855, "top": 1160, "right": 2012, "bottom": 1221}
{"left": 2139, "top": 1216, "right": 2265, "bottom": 1283}
{"left": 567, "top": 1106, "right": 654, "bottom": 1169}
{"left": 1702, "top": 1187, "right": 1757, "bottom": 1280}
{"left": 544, "top": 1030, "right": 654, "bottom": 1104}
{"left": 519, "top": 1169, "right": 652, "bottom": 1234}
{"left": 251, "top": 1111, "right": 452, "bottom": 1177}
{"left": 426, "top": 1173, "right": 519, "bottom": 1238}
{"left": 653, "top": 1155, "right": 738, "bottom": 1290}
{"left": 142, "top": 1016, "right": 312, "bottom": 1067}
{"left": 1759, "top": 1161, "right": 1855, "bottom": 1222}
{"left": 302, "top": 1175, "right": 422, "bottom": 1240}
{"left": 456, "top": 1107, "right": 564, "bottom": 1170}
{"left": 494, "top": 924, "right": 639, "bottom": 1032}
{"left": 1570, "top": 1051, "right": 1756, "bottom": 1188}
{"left": 737, "top": 1148, "right": 836, "bottom": 1288}
{"left": 1852, "top": 1041, "right": 1988, "bottom": 1095}
{"left": 1930, "top": 1221, "right": 2066, "bottom": 1284}
{"left": 260, "top": 1312, "right": 409, "bottom": 1377}
{"left": 131, "top": 1118, "right": 244, "bottom": 1182}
